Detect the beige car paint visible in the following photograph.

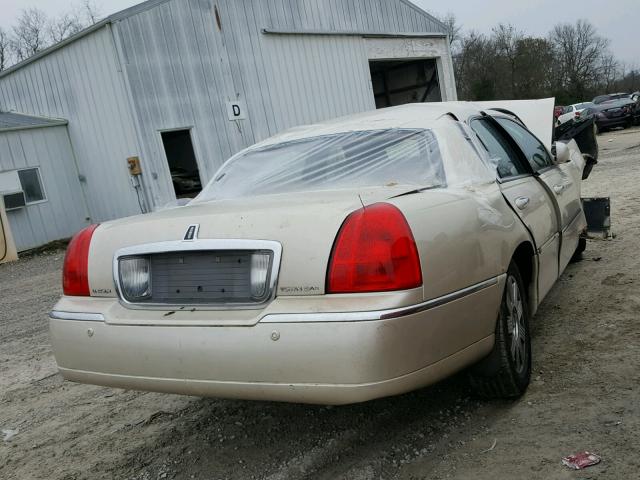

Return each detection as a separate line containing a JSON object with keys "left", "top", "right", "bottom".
{"left": 392, "top": 182, "right": 531, "bottom": 303}
{"left": 0, "top": 197, "right": 18, "bottom": 264}
{"left": 50, "top": 275, "right": 503, "bottom": 405}
{"left": 481, "top": 113, "right": 587, "bottom": 301}
{"left": 89, "top": 185, "right": 451, "bottom": 300}
{"left": 53, "top": 328, "right": 495, "bottom": 405}
{"left": 557, "top": 142, "right": 588, "bottom": 271}
{"left": 50, "top": 101, "right": 588, "bottom": 404}
{"left": 499, "top": 175, "right": 560, "bottom": 302}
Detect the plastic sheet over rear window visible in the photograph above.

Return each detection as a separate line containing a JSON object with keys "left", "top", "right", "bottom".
{"left": 195, "top": 129, "right": 445, "bottom": 202}
{"left": 436, "top": 122, "right": 499, "bottom": 186}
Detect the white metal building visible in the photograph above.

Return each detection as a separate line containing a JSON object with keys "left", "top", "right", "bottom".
{"left": 0, "top": 0, "right": 456, "bottom": 251}
{"left": 0, "top": 113, "right": 90, "bottom": 250}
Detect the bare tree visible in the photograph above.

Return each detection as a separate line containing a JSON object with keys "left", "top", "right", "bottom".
{"left": 48, "top": 12, "right": 84, "bottom": 44}
{"left": 454, "top": 31, "right": 500, "bottom": 100}
{"left": 0, "top": 27, "right": 10, "bottom": 71}
{"left": 438, "top": 12, "right": 462, "bottom": 48}
{"left": 493, "top": 24, "right": 525, "bottom": 98}
{"left": 613, "top": 63, "right": 640, "bottom": 93}
{"left": 513, "top": 37, "right": 555, "bottom": 99}
{"left": 600, "top": 53, "right": 619, "bottom": 91}
{"left": 549, "top": 19, "right": 610, "bottom": 99}
{"left": 49, "top": 2, "right": 102, "bottom": 44}
{"left": 80, "top": 0, "right": 102, "bottom": 25}
{"left": 10, "top": 8, "right": 49, "bottom": 61}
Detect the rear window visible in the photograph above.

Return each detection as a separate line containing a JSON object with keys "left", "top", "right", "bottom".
{"left": 196, "top": 129, "right": 445, "bottom": 201}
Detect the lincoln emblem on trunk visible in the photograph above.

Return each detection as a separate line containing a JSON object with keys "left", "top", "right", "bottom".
{"left": 183, "top": 224, "right": 199, "bottom": 241}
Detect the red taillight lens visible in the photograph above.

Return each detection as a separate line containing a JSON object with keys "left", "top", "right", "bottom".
{"left": 63, "top": 224, "right": 99, "bottom": 296}
{"left": 327, "top": 203, "right": 422, "bottom": 293}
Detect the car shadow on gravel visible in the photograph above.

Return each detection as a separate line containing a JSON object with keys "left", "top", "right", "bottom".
{"left": 105, "top": 369, "right": 520, "bottom": 480}
{"left": 114, "top": 289, "right": 571, "bottom": 480}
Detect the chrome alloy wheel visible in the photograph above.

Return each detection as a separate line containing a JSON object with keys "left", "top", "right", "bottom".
{"left": 505, "top": 275, "right": 527, "bottom": 375}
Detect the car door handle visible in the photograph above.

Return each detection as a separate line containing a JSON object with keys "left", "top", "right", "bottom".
{"left": 515, "top": 197, "right": 530, "bottom": 210}
{"left": 553, "top": 184, "right": 565, "bottom": 194}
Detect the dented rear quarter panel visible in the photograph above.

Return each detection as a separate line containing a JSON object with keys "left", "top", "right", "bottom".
{"left": 388, "top": 182, "right": 531, "bottom": 302}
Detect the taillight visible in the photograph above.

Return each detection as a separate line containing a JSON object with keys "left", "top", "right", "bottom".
{"left": 327, "top": 203, "right": 422, "bottom": 293}
{"left": 63, "top": 224, "right": 99, "bottom": 296}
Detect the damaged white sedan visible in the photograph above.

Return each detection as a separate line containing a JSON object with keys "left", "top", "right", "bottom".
{"left": 50, "top": 100, "right": 594, "bottom": 404}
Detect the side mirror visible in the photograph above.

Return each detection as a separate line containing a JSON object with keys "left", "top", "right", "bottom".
{"left": 553, "top": 142, "right": 570, "bottom": 164}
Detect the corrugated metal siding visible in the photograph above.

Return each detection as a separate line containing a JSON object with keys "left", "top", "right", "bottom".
{"left": 0, "top": 0, "right": 451, "bottom": 217}
{"left": 0, "top": 27, "right": 143, "bottom": 222}
{"left": 260, "top": 34, "right": 374, "bottom": 130}
{"left": 0, "top": 126, "right": 89, "bottom": 250}
{"left": 113, "top": 0, "right": 445, "bottom": 207}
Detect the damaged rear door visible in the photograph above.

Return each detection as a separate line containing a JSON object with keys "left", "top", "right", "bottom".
{"left": 469, "top": 117, "right": 560, "bottom": 301}
{"left": 495, "top": 117, "right": 584, "bottom": 274}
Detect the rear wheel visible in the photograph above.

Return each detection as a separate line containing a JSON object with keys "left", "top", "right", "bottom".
{"left": 469, "top": 262, "right": 531, "bottom": 398}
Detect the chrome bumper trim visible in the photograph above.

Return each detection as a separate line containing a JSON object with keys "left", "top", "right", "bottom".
{"left": 50, "top": 311, "right": 106, "bottom": 322}
{"left": 260, "top": 275, "right": 502, "bottom": 323}
{"left": 49, "top": 276, "right": 502, "bottom": 325}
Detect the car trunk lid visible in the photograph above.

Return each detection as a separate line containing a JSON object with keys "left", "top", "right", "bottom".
{"left": 87, "top": 185, "right": 424, "bottom": 305}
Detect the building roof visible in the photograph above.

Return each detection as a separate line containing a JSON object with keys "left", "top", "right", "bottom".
{"left": 0, "top": 112, "right": 68, "bottom": 133}
{"left": 0, "top": 0, "right": 446, "bottom": 80}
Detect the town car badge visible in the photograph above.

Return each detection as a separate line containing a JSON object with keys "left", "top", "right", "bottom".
{"left": 183, "top": 224, "right": 199, "bottom": 241}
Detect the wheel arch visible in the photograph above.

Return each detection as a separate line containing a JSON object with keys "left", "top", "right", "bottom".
{"left": 511, "top": 241, "right": 538, "bottom": 317}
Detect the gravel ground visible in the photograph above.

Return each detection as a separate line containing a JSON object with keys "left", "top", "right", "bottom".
{"left": 1, "top": 127, "right": 640, "bottom": 480}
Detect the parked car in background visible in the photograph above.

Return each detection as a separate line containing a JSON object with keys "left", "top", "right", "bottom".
{"left": 628, "top": 93, "right": 640, "bottom": 124}
{"left": 556, "top": 102, "right": 595, "bottom": 126}
{"left": 593, "top": 93, "right": 631, "bottom": 105}
{"left": 554, "top": 105, "right": 565, "bottom": 119}
{"left": 591, "top": 98, "right": 636, "bottom": 132}
{"left": 50, "top": 101, "right": 596, "bottom": 405}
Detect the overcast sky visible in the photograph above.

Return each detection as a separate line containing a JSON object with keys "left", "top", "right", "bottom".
{"left": 0, "top": 0, "right": 638, "bottom": 66}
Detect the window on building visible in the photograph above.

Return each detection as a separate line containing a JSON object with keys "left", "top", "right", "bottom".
{"left": 17, "top": 168, "right": 46, "bottom": 203}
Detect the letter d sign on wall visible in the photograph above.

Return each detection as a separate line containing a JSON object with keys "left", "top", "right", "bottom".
{"left": 226, "top": 101, "right": 247, "bottom": 121}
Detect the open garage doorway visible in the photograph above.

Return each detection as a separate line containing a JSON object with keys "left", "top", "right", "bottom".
{"left": 369, "top": 59, "right": 441, "bottom": 108}
{"left": 160, "top": 129, "right": 202, "bottom": 199}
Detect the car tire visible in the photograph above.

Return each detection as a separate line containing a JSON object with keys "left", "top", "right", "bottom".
{"left": 469, "top": 261, "right": 531, "bottom": 399}
{"left": 570, "top": 237, "right": 587, "bottom": 263}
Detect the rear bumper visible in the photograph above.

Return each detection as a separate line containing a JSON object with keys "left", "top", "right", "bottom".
{"left": 49, "top": 277, "right": 503, "bottom": 405}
